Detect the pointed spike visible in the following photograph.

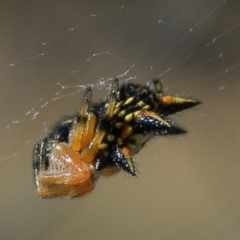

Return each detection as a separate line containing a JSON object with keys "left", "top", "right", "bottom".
{"left": 164, "top": 124, "right": 187, "bottom": 135}
{"left": 159, "top": 95, "right": 201, "bottom": 115}
{"left": 112, "top": 146, "right": 136, "bottom": 176}
{"left": 135, "top": 110, "right": 186, "bottom": 136}
{"left": 137, "top": 110, "right": 170, "bottom": 126}
{"left": 135, "top": 110, "right": 169, "bottom": 133}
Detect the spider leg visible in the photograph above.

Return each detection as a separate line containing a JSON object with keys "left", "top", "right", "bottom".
{"left": 70, "top": 86, "right": 92, "bottom": 152}
{"left": 125, "top": 132, "right": 151, "bottom": 155}
{"left": 37, "top": 183, "right": 93, "bottom": 198}
{"left": 100, "top": 167, "right": 121, "bottom": 176}
{"left": 70, "top": 86, "right": 103, "bottom": 164}
{"left": 80, "top": 79, "right": 119, "bottom": 163}
{"left": 96, "top": 159, "right": 121, "bottom": 176}
{"left": 105, "top": 78, "right": 119, "bottom": 117}
{"left": 81, "top": 111, "right": 97, "bottom": 149}
{"left": 152, "top": 77, "right": 164, "bottom": 94}
{"left": 35, "top": 143, "right": 94, "bottom": 198}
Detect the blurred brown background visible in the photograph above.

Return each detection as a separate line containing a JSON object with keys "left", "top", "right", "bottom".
{"left": 0, "top": 0, "right": 240, "bottom": 239}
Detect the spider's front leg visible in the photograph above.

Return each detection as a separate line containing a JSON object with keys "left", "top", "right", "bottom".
{"left": 70, "top": 86, "right": 94, "bottom": 152}
{"left": 80, "top": 79, "right": 119, "bottom": 164}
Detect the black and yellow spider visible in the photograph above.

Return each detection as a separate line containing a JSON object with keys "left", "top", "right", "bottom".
{"left": 33, "top": 78, "right": 200, "bottom": 198}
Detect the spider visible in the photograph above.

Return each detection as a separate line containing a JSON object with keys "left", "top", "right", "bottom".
{"left": 33, "top": 78, "right": 200, "bottom": 198}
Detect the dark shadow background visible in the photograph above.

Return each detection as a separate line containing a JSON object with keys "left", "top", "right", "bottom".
{"left": 0, "top": 1, "right": 240, "bottom": 239}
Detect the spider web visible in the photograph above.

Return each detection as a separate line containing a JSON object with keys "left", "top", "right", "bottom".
{"left": 1, "top": 1, "right": 240, "bottom": 239}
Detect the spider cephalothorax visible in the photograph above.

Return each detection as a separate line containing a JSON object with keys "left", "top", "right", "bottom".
{"left": 33, "top": 78, "right": 200, "bottom": 198}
